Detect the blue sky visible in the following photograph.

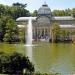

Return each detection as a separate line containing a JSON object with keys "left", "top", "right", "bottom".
{"left": 0, "top": 0, "right": 75, "bottom": 12}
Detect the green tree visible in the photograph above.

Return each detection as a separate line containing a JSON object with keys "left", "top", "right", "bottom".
{"left": 51, "top": 22, "right": 60, "bottom": 43}
{"left": 0, "top": 19, "right": 3, "bottom": 41}
{"left": 0, "top": 16, "right": 8, "bottom": 41}
{"left": 32, "top": 10, "right": 38, "bottom": 16}
{"left": 0, "top": 3, "right": 31, "bottom": 42}
{"left": 0, "top": 52, "right": 35, "bottom": 74}
{"left": 0, "top": 4, "right": 6, "bottom": 16}
{"left": 65, "top": 8, "right": 71, "bottom": 16}
{"left": 52, "top": 9, "right": 72, "bottom": 16}
{"left": 72, "top": 8, "right": 75, "bottom": 17}
{"left": 52, "top": 10, "right": 65, "bottom": 16}
{"left": 0, "top": 3, "right": 30, "bottom": 19}
{"left": 19, "top": 28, "right": 25, "bottom": 43}
{"left": 11, "top": 3, "right": 30, "bottom": 19}
{"left": 3, "top": 17, "right": 18, "bottom": 43}
{"left": 60, "top": 29, "right": 70, "bottom": 41}
{"left": 13, "top": 2, "right": 27, "bottom": 8}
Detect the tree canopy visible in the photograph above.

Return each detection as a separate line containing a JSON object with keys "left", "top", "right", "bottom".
{"left": 0, "top": 3, "right": 30, "bottom": 19}
{"left": 0, "top": 3, "right": 30, "bottom": 42}
{"left": 52, "top": 8, "right": 75, "bottom": 16}
{"left": 0, "top": 52, "right": 35, "bottom": 74}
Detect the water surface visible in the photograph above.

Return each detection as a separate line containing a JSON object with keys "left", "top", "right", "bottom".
{"left": 0, "top": 43, "right": 75, "bottom": 74}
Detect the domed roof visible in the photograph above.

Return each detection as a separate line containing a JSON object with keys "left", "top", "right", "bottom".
{"left": 38, "top": 2, "right": 51, "bottom": 15}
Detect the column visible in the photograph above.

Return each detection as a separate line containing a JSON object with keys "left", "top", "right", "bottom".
{"left": 40, "top": 27, "right": 42, "bottom": 39}
{"left": 37, "top": 27, "right": 38, "bottom": 39}
{"left": 44, "top": 28, "right": 45, "bottom": 37}
{"left": 33, "top": 28, "right": 35, "bottom": 39}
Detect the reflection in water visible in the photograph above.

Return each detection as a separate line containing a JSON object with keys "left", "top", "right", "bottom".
{"left": 0, "top": 43, "right": 75, "bottom": 74}
{"left": 33, "top": 43, "right": 75, "bottom": 74}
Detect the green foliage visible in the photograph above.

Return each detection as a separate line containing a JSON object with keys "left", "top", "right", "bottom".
{"left": 0, "top": 52, "right": 35, "bottom": 74}
{"left": 19, "top": 28, "right": 25, "bottom": 43}
{"left": 65, "top": 8, "right": 72, "bottom": 16}
{"left": 0, "top": 16, "right": 9, "bottom": 41}
{"left": 1, "top": 16, "right": 19, "bottom": 43}
{"left": 0, "top": 3, "right": 30, "bottom": 42}
{"left": 3, "top": 33, "right": 10, "bottom": 42}
{"left": 0, "top": 19, "right": 3, "bottom": 32}
{"left": 60, "top": 29, "right": 70, "bottom": 40}
{"left": 10, "top": 6, "right": 30, "bottom": 19}
{"left": 32, "top": 10, "right": 38, "bottom": 16}
{"left": 72, "top": 8, "right": 75, "bottom": 17}
{"left": 0, "top": 3, "right": 30, "bottom": 19}
{"left": 52, "top": 8, "right": 73, "bottom": 16}
{"left": 0, "top": 4, "right": 6, "bottom": 15}
{"left": 13, "top": 2, "right": 27, "bottom": 8}
{"left": 51, "top": 22, "right": 60, "bottom": 43}
{"left": 52, "top": 10, "right": 65, "bottom": 16}
{"left": 51, "top": 22, "right": 72, "bottom": 43}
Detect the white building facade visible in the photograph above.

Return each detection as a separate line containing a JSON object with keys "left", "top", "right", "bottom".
{"left": 17, "top": 3, "right": 75, "bottom": 42}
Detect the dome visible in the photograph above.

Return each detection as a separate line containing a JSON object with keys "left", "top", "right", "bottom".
{"left": 38, "top": 2, "right": 51, "bottom": 15}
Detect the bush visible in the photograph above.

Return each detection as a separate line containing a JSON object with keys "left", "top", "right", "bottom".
{"left": 0, "top": 52, "right": 35, "bottom": 74}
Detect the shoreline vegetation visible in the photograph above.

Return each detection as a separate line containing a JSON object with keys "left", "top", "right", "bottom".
{"left": 0, "top": 52, "right": 34, "bottom": 74}
{"left": 0, "top": 52, "right": 61, "bottom": 75}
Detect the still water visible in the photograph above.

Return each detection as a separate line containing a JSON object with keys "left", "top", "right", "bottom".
{"left": 0, "top": 43, "right": 75, "bottom": 74}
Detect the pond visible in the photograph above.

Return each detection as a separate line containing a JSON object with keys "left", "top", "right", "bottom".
{"left": 0, "top": 42, "right": 75, "bottom": 75}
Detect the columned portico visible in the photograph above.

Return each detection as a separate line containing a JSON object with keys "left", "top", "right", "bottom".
{"left": 33, "top": 26, "right": 51, "bottom": 40}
